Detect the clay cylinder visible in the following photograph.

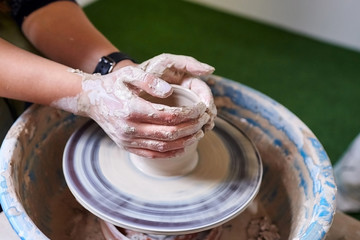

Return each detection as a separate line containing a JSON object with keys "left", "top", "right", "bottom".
{"left": 131, "top": 85, "right": 202, "bottom": 177}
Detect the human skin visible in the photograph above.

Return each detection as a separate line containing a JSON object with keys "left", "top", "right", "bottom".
{"left": 0, "top": 38, "right": 82, "bottom": 105}
{"left": 0, "top": 1, "right": 216, "bottom": 158}
{"left": 0, "top": 1, "right": 124, "bottom": 104}
{"left": 21, "top": 1, "right": 134, "bottom": 72}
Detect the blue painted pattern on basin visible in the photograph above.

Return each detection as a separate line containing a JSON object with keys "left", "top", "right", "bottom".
{"left": 0, "top": 75, "right": 336, "bottom": 239}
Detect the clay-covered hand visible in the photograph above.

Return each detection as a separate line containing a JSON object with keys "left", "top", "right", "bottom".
{"left": 52, "top": 67, "right": 209, "bottom": 158}
{"left": 139, "top": 54, "right": 217, "bottom": 131}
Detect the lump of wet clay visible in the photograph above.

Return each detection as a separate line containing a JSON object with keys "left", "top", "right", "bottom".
{"left": 247, "top": 216, "right": 280, "bottom": 240}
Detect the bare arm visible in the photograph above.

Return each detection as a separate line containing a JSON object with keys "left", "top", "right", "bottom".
{"left": 1, "top": 1, "right": 216, "bottom": 157}
{"left": 0, "top": 38, "right": 81, "bottom": 105}
{"left": 0, "top": 1, "right": 130, "bottom": 104}
{"left": 21, "top": 1, "right": 133, "bottom": 73}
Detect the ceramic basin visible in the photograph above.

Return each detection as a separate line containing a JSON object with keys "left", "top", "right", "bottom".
{"left": 0, "top": 76, "right": 336, "bottom": 240}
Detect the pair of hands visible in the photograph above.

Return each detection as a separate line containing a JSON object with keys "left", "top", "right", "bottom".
{"left": 73, "top": 54, "right": 216, "bottom": 158}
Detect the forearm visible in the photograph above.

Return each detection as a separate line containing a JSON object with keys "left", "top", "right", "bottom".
{"left": 21, "top": 1, "right": 119, "bottom": 73}
{"left": 0, "top": 38, "right": 82, "bottom": 105}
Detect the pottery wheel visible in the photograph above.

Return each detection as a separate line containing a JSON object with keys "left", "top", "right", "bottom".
{"left": 63, "top": 116, "right": 262, "bottom": 235}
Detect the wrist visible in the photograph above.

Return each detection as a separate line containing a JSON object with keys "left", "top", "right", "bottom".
{"left": 50, "top": 69, "right": 88, "bottom": 115}
{"left": 113, "top": 59, "right": 137, "bottom": 71}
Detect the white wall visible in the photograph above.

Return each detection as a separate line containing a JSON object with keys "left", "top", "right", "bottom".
{"left": 187, "top": 0, "right": 360, "bottom": 52}
{"left": 77, "top": 0, "right": 97, "bottom": 7}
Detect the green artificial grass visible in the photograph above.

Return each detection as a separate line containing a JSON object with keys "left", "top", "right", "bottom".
{"left": 84, "top": 0, "right": 360, "bottom": 165}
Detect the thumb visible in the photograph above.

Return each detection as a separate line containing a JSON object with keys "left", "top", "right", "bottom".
{"left": 117, "top": 66, "right": 173, "bottom": 98}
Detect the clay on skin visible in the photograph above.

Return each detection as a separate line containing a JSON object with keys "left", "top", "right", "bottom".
{"left": 51, "top": 68, "right": 211, "bottom": 158}
{"left": 1, "top": 73, "right": 336, "bottom": 239}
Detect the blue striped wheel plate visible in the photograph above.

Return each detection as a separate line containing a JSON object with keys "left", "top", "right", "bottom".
{"left": 63, "top": 116, "right": 262, "bottom": 235}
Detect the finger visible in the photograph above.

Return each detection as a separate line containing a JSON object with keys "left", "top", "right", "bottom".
{"left": 127, "top": 97, "right": 207, "bottom": 125}
{"left": 165, "top": 54, "right": 215, "bottom": 76}
{"left": 115, "top": 66, "right": 173, "bottom": 98}
{"left": 123, "top": 112, "right": 210, "bottom": 140}
{"left": 181, "top": 77, "right": 217, "bottom": 131}
{"left": 122, "top": 130, "right": 204, "bottom": 152}
{"left": 181, "top": 78, "right": 214, "bottom": 106}
{"left": 141, "top": 53, "right": 215, "bottom": 77}
{"left": 203, "top": 114, "right": 216, "bottom": 131}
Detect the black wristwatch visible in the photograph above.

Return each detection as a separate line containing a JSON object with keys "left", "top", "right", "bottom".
{"left": 93, "top": 52, "right": 135, "bottom": 75}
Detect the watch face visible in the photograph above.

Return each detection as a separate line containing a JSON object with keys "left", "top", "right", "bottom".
{"left": 94, "top": 56, "right": 115, "bottom": 75}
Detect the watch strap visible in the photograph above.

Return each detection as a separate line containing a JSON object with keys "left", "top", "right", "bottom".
{"left": 93, "top": 52, "right": 135, "bottom": 75}
{"left": 107, "top": 52, "right": 134, "bottom": 64}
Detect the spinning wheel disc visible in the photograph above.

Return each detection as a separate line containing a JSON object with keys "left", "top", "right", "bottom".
{"left": 63, "top": 116, "right": 262, "bottom": 235}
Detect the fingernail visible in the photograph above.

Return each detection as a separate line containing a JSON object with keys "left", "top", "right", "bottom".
{"left": 155, "top": 80, "right": 172, "bottom": 96}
